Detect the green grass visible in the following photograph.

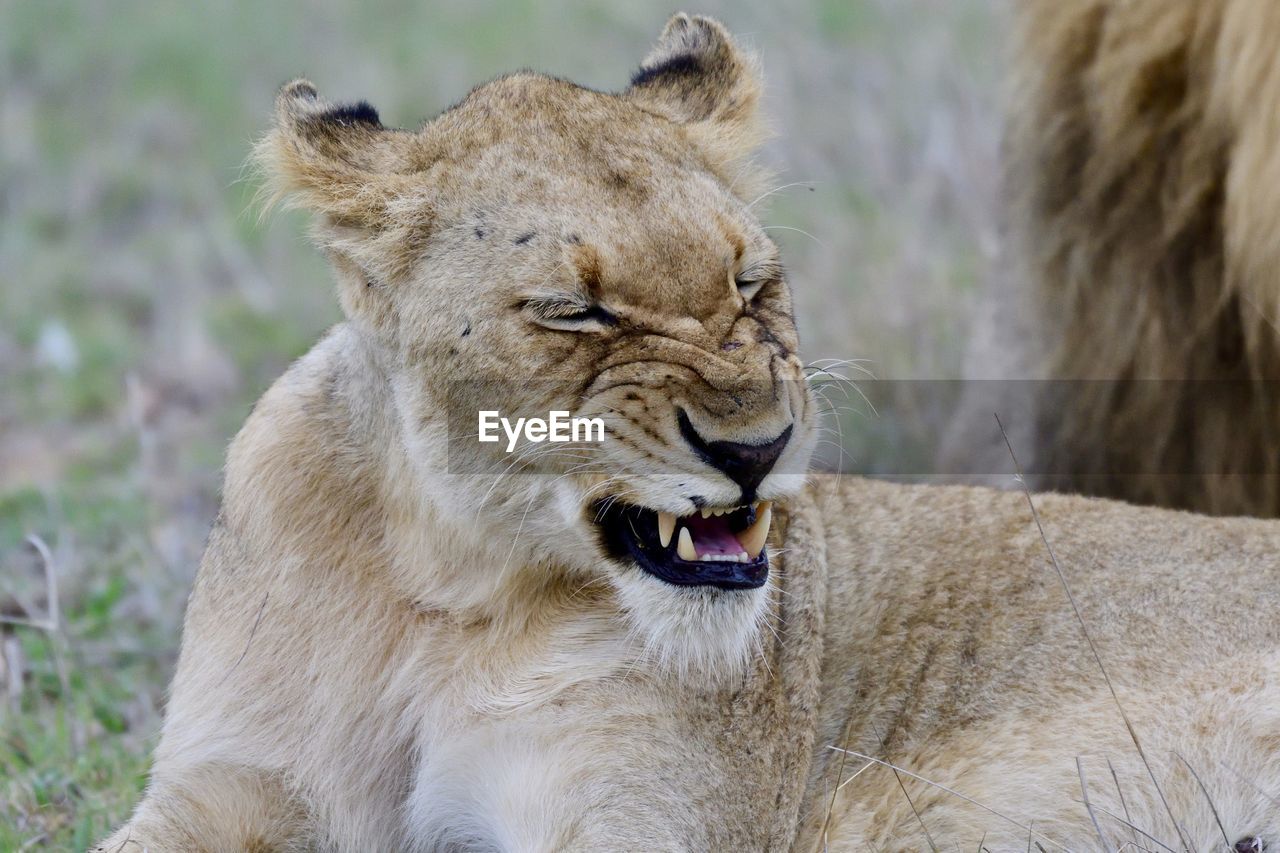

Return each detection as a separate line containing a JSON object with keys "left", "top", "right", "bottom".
{"left": 0, "top": 636, "right": 156, "bottom": 850}
{"left": 0, "top": 0, "right": 1003, "bottom": 845}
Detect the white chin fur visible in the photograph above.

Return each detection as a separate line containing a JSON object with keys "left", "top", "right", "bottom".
{"left": 610, "top": 566, "right": 770, "bottom": 680}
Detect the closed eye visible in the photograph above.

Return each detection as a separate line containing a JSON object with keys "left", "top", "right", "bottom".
{"left": 734, "top": 276, "right": 767, "bottom": 300}
{"left": 522, "top": 295, "right": 617, "bottom": 332}
{"left": 735, "top": 258, "right": 782, "bottom": 301}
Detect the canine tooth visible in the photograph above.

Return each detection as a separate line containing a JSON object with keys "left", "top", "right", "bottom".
{"left": 739, "top": 501, "right": 772, "bottom": 559}
{"left": 677, "top": 527, "right": 697, "bottom": 561}
{"left": 658, "top": 512, "right": 676, "bottom": 548}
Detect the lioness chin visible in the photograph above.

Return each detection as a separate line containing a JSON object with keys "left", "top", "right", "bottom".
{"left": 97, "top": 13, "right": 1280, "bottom": 852}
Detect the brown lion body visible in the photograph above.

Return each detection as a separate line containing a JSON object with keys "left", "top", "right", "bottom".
{"left": 994, "top": 0, "right": 1280, "bottom": 516}
{"left": 95, "top": 14, "right": 1280, "bottom": 851}
{"left": 94, "top": 348, "right": 1280, "bottom": 849}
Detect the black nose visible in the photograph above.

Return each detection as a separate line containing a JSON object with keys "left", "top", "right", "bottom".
{"left": 677, "top": 409, "right": 792, "bottom": 497}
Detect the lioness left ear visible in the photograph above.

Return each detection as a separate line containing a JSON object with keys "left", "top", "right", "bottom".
{"left": 626, "top": 14, "right": 769, "bottom": 195}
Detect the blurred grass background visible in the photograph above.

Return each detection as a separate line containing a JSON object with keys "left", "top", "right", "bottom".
{"left": 0, "top": 0, "right": 1004, "bottom": 845}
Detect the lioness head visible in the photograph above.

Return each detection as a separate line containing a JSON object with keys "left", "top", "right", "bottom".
{"left": 256, "top": 14, "right": 817, "bottom": 674}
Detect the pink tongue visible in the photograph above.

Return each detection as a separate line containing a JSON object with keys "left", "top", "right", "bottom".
{"left": 684, "top": 514, "right": 744, "bottom": 556}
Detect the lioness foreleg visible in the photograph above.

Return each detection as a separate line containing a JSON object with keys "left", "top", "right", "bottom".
{"left": 91, "top": 763, "right": 308, "bottom": 853}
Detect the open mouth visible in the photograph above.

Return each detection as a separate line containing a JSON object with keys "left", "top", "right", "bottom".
{"left": 595, "top": 500, "right": 773, "bottom": 590}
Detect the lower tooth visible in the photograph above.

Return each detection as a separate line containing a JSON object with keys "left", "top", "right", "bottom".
{"left": 677, "top": 527, "right": 698, "bottom": 561}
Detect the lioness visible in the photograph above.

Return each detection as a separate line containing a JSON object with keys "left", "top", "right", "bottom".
{"left": 97, "top": 14, "right": 1280, "bottom": 852}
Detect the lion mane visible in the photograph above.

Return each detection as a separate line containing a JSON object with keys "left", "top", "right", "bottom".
{"left": 1002, "top": 0, "right": 1280, "bottom": 516}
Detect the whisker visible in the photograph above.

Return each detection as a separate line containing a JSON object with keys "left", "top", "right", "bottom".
{"left": 746, "top": 180, "right": 817, "bottom": 210}
{"left": 763, "top": 224, "right": 826, "bottom": 248}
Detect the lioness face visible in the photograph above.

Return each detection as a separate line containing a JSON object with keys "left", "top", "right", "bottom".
{"left": 259, "top": 15, "right": 816, "bottom": 672}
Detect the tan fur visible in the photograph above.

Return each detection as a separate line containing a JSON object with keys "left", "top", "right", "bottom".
{"left": 97, "top": 15, "right": 1280, "bottom": 851}
{"left": 1002, "top": 0, "right": 1280, "bottom": 516}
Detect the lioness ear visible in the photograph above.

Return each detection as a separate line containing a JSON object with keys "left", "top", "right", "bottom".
{"left": 626, "top": 14, "right": 769, "bottom": 193}
{"left": 254, "top": 80, "right": 433, "bottom": 290}
{"left": 255, "top": 80, "right": 423, "bottom": 229}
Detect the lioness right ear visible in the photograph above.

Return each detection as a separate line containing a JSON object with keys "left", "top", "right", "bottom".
{"left": 254, "top": 80, "right": 435, "bottom": 287}
{"left": 625, "top": 14, "right": 769, "bottom": 194}
{"left": 255, "top": 80, "right": 425, "bottom": 230}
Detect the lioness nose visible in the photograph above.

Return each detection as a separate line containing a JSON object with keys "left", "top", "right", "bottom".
{"left": 677, "top": 409, "right": 792, "bottom": 497}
